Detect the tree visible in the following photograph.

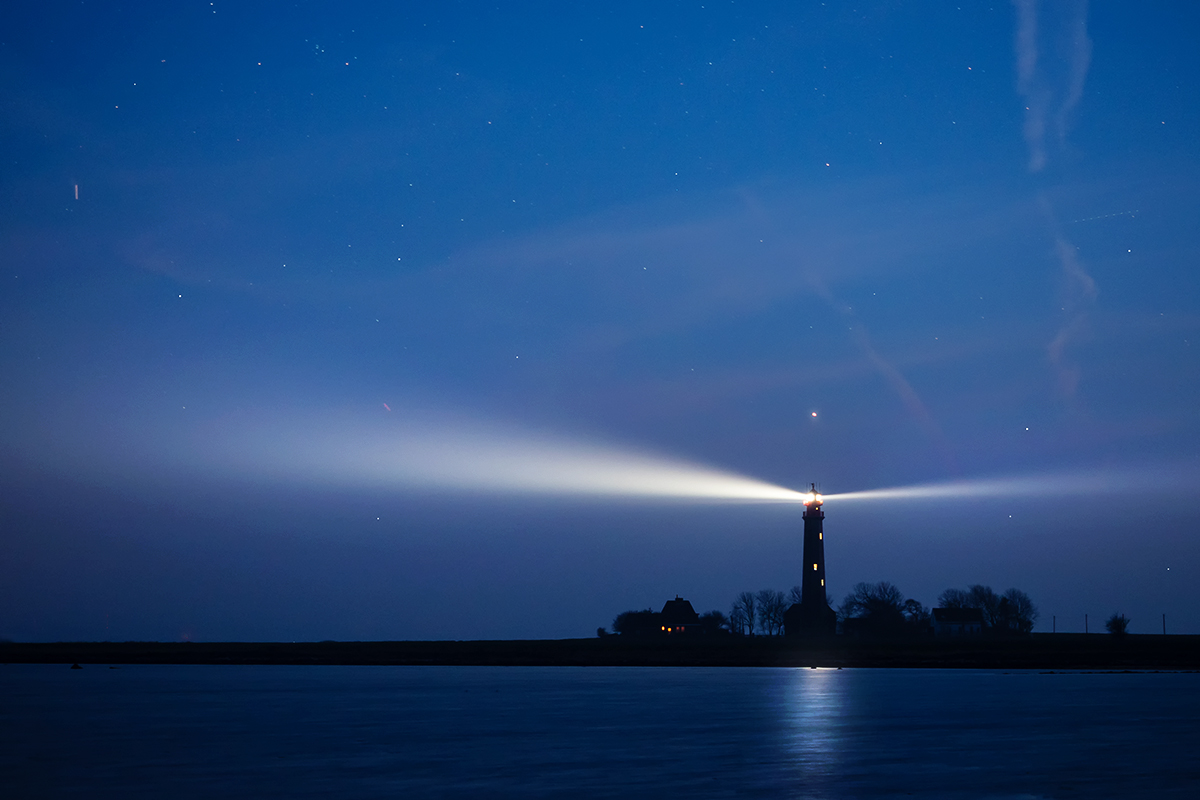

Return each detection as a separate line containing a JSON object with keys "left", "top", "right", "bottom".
{"left": 1105, "top": 613, "right": 1130, "bottom": 636}
{"left": 756, "top": 589, "right": 788, "bottom": 636}
{"left": 612, "top": 609, "right": 658, "bottom": 636}
{"left": 734, "top": 592, "right": 757, "bottom": 636}
{"left": 966, "top": 585, "right": 1002, "bottom": 627}
{"left": 699, "top": 610, "right": 729, "bottom": 633}
{"left": 788, "top": 585, "right": 804, "bottom": 605}
{"left": 839, "top": 582, "right": 908, "bottom": 633}
{"left": 902, "top": 598, "right": 931, "bottom": 631}
{"left": 937, "top": 588, "right": 972, "bottom": 609}
{"left": 940, "top": 585, "right": 1038, "bottom": 634}
{"left": 729, "top": 605, "right": 749, "bottom": 636}
{"left": 998, "top": 588, "right": 1039, "bottom": 634}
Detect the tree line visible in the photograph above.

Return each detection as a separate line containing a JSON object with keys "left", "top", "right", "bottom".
{"left": 606, "top": 582, "right": 1041, "bottom": 637}
{"left": 936, "top": 584, "right": 1038, "bottom": 634}
{"left": 607, "top": 608, "right": 729, "bottom": 637}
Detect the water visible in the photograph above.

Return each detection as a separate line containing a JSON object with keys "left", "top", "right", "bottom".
{"left": 2, "top": 665, "right": 1197, "bottom": 798}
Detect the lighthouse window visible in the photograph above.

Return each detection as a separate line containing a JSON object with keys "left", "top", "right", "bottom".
{"left": 813, "top": 563, "right": 818, "bottom": 570}
{"left": 821, "top": 579, "right": 825, "bottom": 586}
{"left": 819, "top": 533, "right": 822, "bottom": 540}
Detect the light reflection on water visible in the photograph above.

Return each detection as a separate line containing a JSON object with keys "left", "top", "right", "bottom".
{"left": 2, "top": 664, "right": 1198, "bottom": 798}
{"left": 785, "top": 668, "right": 844, "bottom": 784}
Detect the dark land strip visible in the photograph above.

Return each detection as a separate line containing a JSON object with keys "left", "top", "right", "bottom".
{"left": 4, "top": 634, "right": 1200, "bottom": 669}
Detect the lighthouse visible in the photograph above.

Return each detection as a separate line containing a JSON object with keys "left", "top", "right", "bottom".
{"left": 783, "top": 485, "right": 838, "bottom": 636}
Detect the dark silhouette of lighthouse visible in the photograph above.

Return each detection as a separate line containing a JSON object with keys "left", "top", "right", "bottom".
{"left": 784, "top": 485, "right": 838, "bottom": 636}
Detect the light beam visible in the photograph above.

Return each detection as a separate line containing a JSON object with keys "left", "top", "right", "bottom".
{"left": 821, "top": 467, "right": 1188, "bottom": 504}
{"left": 193, "top": 410, "right": 807, "bottom": 503}
{"left": 178, "top": 408, "right": 1195, "bottom": 506}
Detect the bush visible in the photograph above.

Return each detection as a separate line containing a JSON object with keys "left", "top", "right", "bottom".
{"left": 612, "top": 609, "right": 659, "bottom": 636}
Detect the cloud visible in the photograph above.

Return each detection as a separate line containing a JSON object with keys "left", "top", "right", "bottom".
{"left": 1057, "top": 2, "right": 1093, "bottom": 146}
{"left": 1012, "top": 0, "right": 1093, "bottom": 173}
{"left": 1012, "top": 2, "right": 1098, "bottom": 397}
{"left": 424, "top": 176, "right": 1026, "bottom": 355}
{"left": 1041, "top": 199, "right": 1099, "bottom": 400}
{"left": 1012, "top": 0, "right": 1047, "bottom": 172}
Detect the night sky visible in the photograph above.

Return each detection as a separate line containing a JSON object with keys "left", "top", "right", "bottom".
{"left": 3, "top": 1, "right": 1199, "bottom": 641}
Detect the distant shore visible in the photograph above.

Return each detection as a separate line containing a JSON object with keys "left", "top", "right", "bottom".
{"left": 4, "top": 634, "right": 1200, "bottom": 669}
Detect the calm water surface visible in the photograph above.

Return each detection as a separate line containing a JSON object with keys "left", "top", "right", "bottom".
{"left": 2, "top": 665, "right": 1197, "bottom": 798}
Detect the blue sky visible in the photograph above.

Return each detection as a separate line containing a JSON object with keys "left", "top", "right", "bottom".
{"left": 2, "top": 1, "right": 1199, "bottom": 640}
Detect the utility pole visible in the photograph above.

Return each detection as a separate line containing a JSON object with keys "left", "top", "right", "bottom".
{"left": 1163, "top": 613, "right": 1167, "bottom": 635}
{"left": 1052, "top": 615, "right": 1055, "bottom": 633}
{"left": 1085, "top": 614, "right": 1088, "bottom": 634}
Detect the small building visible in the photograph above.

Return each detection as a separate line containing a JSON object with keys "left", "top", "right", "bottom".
{"left": 932, "top": 607, "right": 984, "bottom": 636}
{"left": 659, "top": 596, "right": 702, "bottom": 635}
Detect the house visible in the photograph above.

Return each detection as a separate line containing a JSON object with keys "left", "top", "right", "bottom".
{"left": 659, "top": 596, "right": 702, "bottom": 634}
{"left": 932, "top": 607, "right": 984, "bottom": 636}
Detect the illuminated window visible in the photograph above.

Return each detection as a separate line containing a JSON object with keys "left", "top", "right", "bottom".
{"left": 819, "top": 533, "right": 822, "bottom": 540}
{"left": 813, "top": 563, "right": 818, "bottom": 570}
{"left": 821, "top": 579, "right": 825, "bottom": 586}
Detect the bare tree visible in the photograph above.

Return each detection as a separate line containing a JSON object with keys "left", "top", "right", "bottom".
{"left": 964, "top": 585, "right": 1001, "bottom": 627}
{"left": 902, "top": 598, "right": 931, "bottom": 630}
{"left": 937, "top": 588, "right": 972, "bottom": 608}
{"left": 734, "top": 592, "right": 757, "bottom": 636}
{"left": 1105, "top": 613, "right": 1130, "bottom": 635}
{"left": 839, "top": 582, "right": 908, "bottom": 633}
{"left": 788, "top": 585, "right": 804, "bottom": 605}
{"left": 729, "top": 605, "right": 748, "bottom": 636}
{"left": 941, "top": 585, "right": 1038, "bottom": 633}
{"left": 999, "top": 588, "right": 1039, "bottom": 634}
{"left": 756, "top": 589, "right": 788, "bottom": 636}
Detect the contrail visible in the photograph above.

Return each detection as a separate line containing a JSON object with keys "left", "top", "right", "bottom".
{"left": 1055, "top": 0, "right": 1092, "bottom": 147}
{"left": 1012, "top": 0, "right": 1047, "bottom": 172}
{"left": 808, "top": 277, "right": 957, "bottom": 473}
{"left": 1012, "top": 0, "right": 1092, "bottom": 173}
{"left": 1040, "top": 197, "right": 1099, "bottom": 400}
{"left": 1068, "top": 210, "right": 1137, "bottom": 225}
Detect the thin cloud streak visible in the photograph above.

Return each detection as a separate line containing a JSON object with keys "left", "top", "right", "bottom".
{"left": 1012, "top": 2, "right": 1098, "bottom": 399}
{"left": 1012, "top": 0, "right": 1092, "bottom": 173}
{"left": 420, "top": 177, "right": 1032, "bottom": 355}
{"left": 1057, "top": 1, "right": 1093, "bottom": 146}
{"left": 810, "top": 278, "right": 958, "bottom": 474}
{"left": 1013, "top": 0, "right": 1047, "bottom": 172}
{"left": 1041, "top": 197, "right": 1099, "bottom": 400}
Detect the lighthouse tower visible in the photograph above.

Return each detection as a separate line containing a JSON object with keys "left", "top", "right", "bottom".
{"left": 783, "top": 485, "right": 838, "bottom": 636}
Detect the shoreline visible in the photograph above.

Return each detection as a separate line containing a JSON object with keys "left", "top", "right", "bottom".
{"left": 4, "top": 633, "right": 1200, "bottom": 669}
